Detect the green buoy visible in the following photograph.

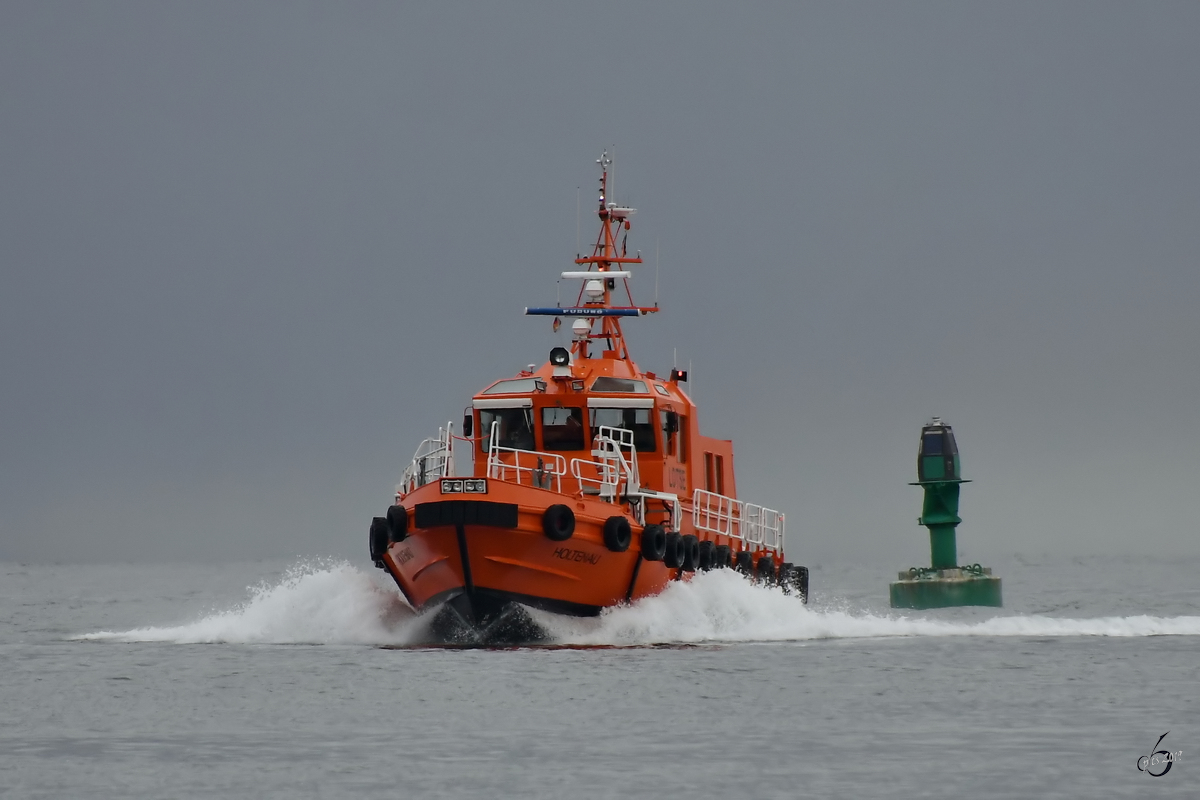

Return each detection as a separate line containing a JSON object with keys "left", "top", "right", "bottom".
{"left": 889, "top": 417, "right": 1002, "bottom": 609}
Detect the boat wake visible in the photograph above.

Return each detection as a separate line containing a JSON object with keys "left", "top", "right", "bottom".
{"left": 77, "top": 560, "right": 1200, "bottom": 647}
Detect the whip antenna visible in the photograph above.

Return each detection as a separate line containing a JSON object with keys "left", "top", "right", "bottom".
{"left": 655, "top": 238, "right": 660, "bottom": 307}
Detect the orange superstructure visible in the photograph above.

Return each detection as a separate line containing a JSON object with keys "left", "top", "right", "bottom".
{"left": 368, "top": 153, "right": 807, "bottom": 643}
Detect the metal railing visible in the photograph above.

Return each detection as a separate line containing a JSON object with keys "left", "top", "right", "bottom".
{"left": 743, "top": 503, "right": 785, "bottom": 551}
{"left": 486, "top": 420, "right": 567, "bottom": 491}
{"left": 569, "top": 425, "right": 640, "bottom": 501}
{"left": 400, "top": 421, "right": 779, "bottom": 547}
{"left": 399, "top": 422, "right": 456, "bottom": 495}
{"left": 692, "top": 488, "right": 784, "bottom": 552}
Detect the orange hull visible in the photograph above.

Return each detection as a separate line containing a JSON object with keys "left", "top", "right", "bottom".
{"left": 382, "top": 480, "right": 703, "bottom": 617}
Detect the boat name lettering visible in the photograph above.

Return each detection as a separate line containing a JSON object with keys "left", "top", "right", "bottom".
{"left": 396, "top": 548, "right": 415, "bottom": 566}
{"left": 668, "top": 466, "right": 686, "bottom": 490}
{"left": 552, "top": 547, "right": 601, "bottom": 565}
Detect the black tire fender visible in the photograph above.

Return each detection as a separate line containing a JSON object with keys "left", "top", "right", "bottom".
{"left": 681, "top": 534, "right": 700, "bottom": 572}
{"left": 663, "top": 532, "right": 685, "bottom": 569}
{"left": 543, "top": 504, "right": 576, "bottom": 541}
{"left": 640, "top": 524, "right": 667, "bottom": 561}
{"left": 369, "top": 517, "right": 389, "bottom": 562}
{"left": 735, "top": 550, "right": 754, "bottom": 576}
{"left": 386, "top": 504, "right": 408, "bottom": 543}
{"left": 603, "top": 516, "right": 632, "bottom": 553}
{"left": 713, "top": 545, "right": 732, "bottom": 569}
{"left": 697, "top": 540, "right": 715, "bottom": 571}
{"left": 756, "top": 555, "right": 777, "bottom": 584}
{"left": 796, "top": 565, "right": 810, "bottom": 604}
{"left": 779, "top": 562, "right": 795, "bottom": 594}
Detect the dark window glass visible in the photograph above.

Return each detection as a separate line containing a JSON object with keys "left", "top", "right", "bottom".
{"left": 589, "top": 407, "right": 657, "bottom": 452}
{"left": 541, "top": 407, "right": 585, "bottom": 451}
{"left": 479, "top": 408, "right": 535, "bottom": 452}
{"left": 481, "top": 378, "right": 540, "bottom": 395}
{"left": 922, "top": 432, "right": 943, "bottom": 456}
{"left": 590, "top": 377, "right": 648, "bottom": 393}
{"left": 660, "top": 410, "right": 676, "bottom": 456}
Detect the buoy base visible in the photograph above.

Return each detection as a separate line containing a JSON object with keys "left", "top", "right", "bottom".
{"left": 889, "top": 568, "right": 1002, "bottom": 609}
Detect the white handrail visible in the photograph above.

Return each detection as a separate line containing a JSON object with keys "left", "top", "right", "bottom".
{"left": 399, "top": 421, "right": 456, "bottom": 496}
{"left": 486, "top": 420, "right": 567, "bottom": 491}
{"left": 568, "top": 425, "right": 641, "bottom": 501}
{"left": 692, "top": 488, "right": 784, "bottom": 552}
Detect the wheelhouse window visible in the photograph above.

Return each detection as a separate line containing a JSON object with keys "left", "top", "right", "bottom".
{"left": 590, "top": 377, "right": 648, "bottom": 393}
{"left": 677, "top": 415, "right": 687, "bottom": 462}
{"left": 482, "top": 378, "right": 541, "bottom": 395}
{"left": 590, "top": 407, "right": 657, "bottom": 452}
{"left": 541, "top": 407, "right": 585, "bottom": 451}
{"left": 480, "top": 408, "right": 535, "bottom": 452}
{"left": 660, "top": 410, "right": 675, "bottom": 456}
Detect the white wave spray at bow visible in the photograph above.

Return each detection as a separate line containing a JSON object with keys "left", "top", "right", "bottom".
{"left": 78, "top": 561, "right": 424, "bottom": 646}
{"left": 78, "top": 561, "right": 1200, "bottom": 646}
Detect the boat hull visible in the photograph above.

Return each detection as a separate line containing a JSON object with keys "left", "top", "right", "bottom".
{"left": 380, "top": 483, "right": 681, "bottom": 642}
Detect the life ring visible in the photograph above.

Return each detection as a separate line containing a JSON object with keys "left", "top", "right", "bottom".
{"left": 681, "top": 535, "right": 700, "bottom": 572}
{"left": 543, "top": 504, "right": 576, "bottom": 541}
{"left": 369, "top": 517, "right": 389, "bottom": 562}
{"left": 640, "top": 524, "right": 666, "bottom": 561}
{"left": 713, "top": 545, "right": 732, "bottom": 569}
{"left": 697, "top": 541, "right": 715, "bottom": 571}
{"left": 663, "top": 532, "right": 685, "bottom": 569}
{"left": 603, "top": 516, "right": 632, "bottom": 553}
{"left": 386, "top": 504, "right": 408, "bottom": 543}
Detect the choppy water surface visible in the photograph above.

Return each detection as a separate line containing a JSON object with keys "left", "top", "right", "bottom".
{"left": 2, "top": 554, "right": 1197, "bottom": 798}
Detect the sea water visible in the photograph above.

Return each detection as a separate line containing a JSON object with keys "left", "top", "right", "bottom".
{"left": 1, "top": 554, "right": 1196, "bottom": 798}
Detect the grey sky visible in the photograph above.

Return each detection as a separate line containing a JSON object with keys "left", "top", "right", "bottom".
{"left": 2, "top": 2, "right": 1198, "bottom": 566}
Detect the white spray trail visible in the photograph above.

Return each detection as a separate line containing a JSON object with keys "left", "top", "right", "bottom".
{"left": 78, "top": 561, "right": 1200, "bottom": 647}
{"left": 78, "top": 561, "right": 424, "bottom": 646}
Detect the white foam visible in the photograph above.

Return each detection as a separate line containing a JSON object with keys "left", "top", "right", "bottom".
{"left": 78, "top": 560, "right": 1200, "bottom": 646}
{"left": 539, "top": 569, "right": 1200, "bottom": 646}
{"left": 78, "top": 560, "right": 424, "bottom": 645}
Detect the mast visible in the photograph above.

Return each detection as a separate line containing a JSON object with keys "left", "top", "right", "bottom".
{"left": 525, "top": 151, "right": 658, "bottom": 360}
{"left": 570, "top": 151, "right": 650, "bottom": 361}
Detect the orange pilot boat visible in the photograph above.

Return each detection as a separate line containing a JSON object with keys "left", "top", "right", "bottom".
{"left": 369, "top": 152, "right": 808, "bottom": 643}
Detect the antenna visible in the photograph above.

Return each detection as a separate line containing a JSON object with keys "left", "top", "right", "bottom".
{"left": 576, "top": 186, "right": 580, "bottom": 256}
{"left": 596, "top": 150, "right": 610, "bottom": 209}
{"left": 655, "top": 238, "right": 660, "bottom": 307}
{"left": 610, "top": 145, "right": 615, "bottom": 204}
